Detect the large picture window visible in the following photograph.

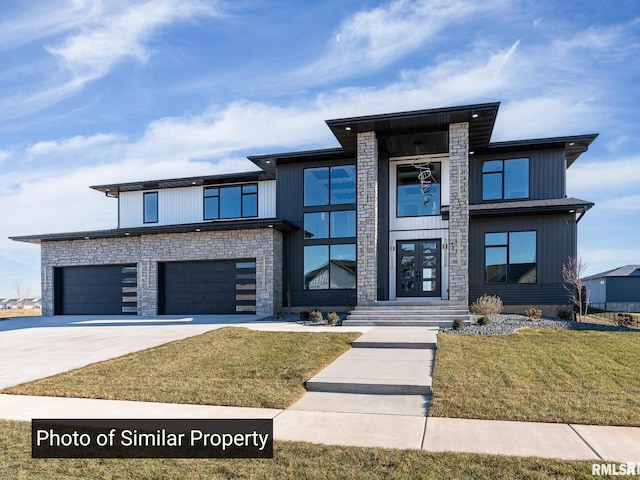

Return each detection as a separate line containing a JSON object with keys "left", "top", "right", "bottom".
{"left": 143, "top": 192, "right": 158, "bottom": 223}
{"left": 204, "top": 184, "right": 258, "bottom": 220}
{"left": 482, "top": 158, "right": 529, "bottom": 201}
{"left": 304, "top": 165, "right": 356, "bottom": 206}
{"left": 397, "top": 163, "right": 441, "bottom": 217}
{"left": 485, "top": 231, "right": 537, "bottom": 284}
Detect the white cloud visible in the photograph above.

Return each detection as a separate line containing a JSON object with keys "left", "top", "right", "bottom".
{"left": 27, "top": 133, "right": 121, "bottom": 156}
{"left": 46, "top": 0, "right": 218, "bottom": 84}
{"left": 295, "top": 0, "right": 510, "bottom": 85}
{"left": 568, "top": 156, "right": 640, "bottom": 194}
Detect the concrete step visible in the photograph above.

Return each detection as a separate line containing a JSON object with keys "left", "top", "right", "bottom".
{"left": 360, "top": 300, "right": 467, "bottom": 307}
{"left": 351, "top": 326, "right": 438, "bottom": 349}
{"left": 353, "top": 305, "right": 468, "bottom": 311}
{"left": 305, "top": 347, "right": 434, "bottom": 395}
{"left": 343, "top": 319, "right": 467, "bottom": 327}
{"left": 347, "top": 314, "right": 469, "bottom": 320}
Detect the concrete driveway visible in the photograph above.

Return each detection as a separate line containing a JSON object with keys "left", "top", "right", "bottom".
{"left": 0, "top": 314, "right": 272, "bottom": 389}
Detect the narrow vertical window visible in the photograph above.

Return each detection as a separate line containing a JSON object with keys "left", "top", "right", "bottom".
{"left": 143, "top": 192, "right": 158, "bottom": 223}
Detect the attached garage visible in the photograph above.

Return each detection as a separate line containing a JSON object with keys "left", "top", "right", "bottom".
{"left": 158, "top": 259, "right": 256, "bottom": 315}
{"left": 54, "top": 265, "right": 138, "bottom": 315}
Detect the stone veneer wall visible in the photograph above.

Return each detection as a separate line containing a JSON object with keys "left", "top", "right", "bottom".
{"left": 40, "top": 229, "right": 283, "bottom": 316}
{"left": 356, "top": 131, "right": 379, "bottom": 304}
{"left": 448, "top": 122, "right": 469, "bottom": 303}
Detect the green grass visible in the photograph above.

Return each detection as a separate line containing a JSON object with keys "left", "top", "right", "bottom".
{"left": 429, "top": 328, "right": 640, "bottom": 426}
{"left": 0, "top": 420, "right": 605, "bottom": 480}
{"left": 2, "top": 327, "right": 360, "bottom": 409}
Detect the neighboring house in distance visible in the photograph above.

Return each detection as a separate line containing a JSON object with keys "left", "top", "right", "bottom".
{"left": 583, "top": 265, "right": 640, "bottom": 312}
{"left": 11, "top": 102, "right": 596, "bottom": 317}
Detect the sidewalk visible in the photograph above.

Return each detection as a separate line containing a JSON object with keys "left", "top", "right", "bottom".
{"left": 1, "top": 321, "right": 639, "bottom": 463}
{"left": 1, "top": 394, "right": 639, "bottom": 462}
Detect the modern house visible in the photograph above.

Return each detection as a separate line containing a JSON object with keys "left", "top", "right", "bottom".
{"left": 11, "top": 102, "right": 596, "bottom": 318}
{"left": 583, "top": 265, "right": 640, "bottom": 312}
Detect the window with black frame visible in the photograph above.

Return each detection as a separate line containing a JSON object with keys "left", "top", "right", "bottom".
{"left": 204, "top": 184, "right": 258, "bottom": 220}
{"left": 302, "top": 165, "right": 356, "bottom": 290}
{"left": 143, "top": 192, "right": 158, "bottom": 223}
{"left": 482, "top": 158, "right": 529, "bottom": 201}
{"left": 485, "top": 231, "right": 537, "bottom": 284}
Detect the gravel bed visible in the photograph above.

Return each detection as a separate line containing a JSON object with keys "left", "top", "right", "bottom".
{"left": 442, "top": 314, "right": 637, "bottom": 336}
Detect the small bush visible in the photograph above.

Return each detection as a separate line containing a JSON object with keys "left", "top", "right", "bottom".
{"left": 469, "top": 294, "right": 503, "bottom": 315}
{"left": 299, "top": 311, "right": 310, "bottom": 321}
{"left": 310, "top": 310, "right": 324, "bottom": 324}
{"left": 556, "top": 305, "right": 573, "bottom": 321}
{"left": 452, "top": 318, "right": 464, "bottom": 330}
{"left": 327, "top": 312, "right": 340, "bottom": 325}
{"left": 525, "top": 308, "right": 542, "bottom": 321}
{"left": 477, "top": 316, "right": 490, "bottom": 326}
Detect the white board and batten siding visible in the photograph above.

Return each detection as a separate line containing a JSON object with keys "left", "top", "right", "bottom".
{"left": 119, "top": 180, "right": 277, "bottom": 228}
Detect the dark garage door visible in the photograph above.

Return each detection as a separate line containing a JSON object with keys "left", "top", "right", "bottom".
{"left": 158, "top": 260, "right": 256, "bottom": 315}
{"left": 54, "top": 265, "right": 138, "bottom": 315}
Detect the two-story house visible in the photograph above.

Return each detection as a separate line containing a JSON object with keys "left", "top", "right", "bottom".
{"left": 11, "top": 102, "right": 596, "bottom": 318}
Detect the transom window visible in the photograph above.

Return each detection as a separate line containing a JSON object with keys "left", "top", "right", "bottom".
{"left": 482, "top": 158, "right": 529, "bottom": 201}
{"left": 143, "top": 192, "right": 158, "bottom": 223}
{"left": 304, "top": 165, "right": 356, "bottom": 206}
{"left": 204, "top": 184, "right": 258, "bottom": 220}
{"left": 485, "top": 231, "right": 537, "bottom": 284}
{"left": 397, "top": 163, "right": 441, "bottom": 217}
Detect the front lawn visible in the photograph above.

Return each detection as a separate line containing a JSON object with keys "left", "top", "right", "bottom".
{"left": 0, "top": 420, "right": 602, "bottom": 480}
{"left": 429, "top": 328, "right": 640, "bottom": 426}
{"left": 2, "top": 327, "right": 360, "bottom": 409}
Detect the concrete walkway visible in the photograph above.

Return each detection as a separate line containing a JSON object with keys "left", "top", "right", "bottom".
{"left": 1, "top": 318, "right": 639, "bottom": 462}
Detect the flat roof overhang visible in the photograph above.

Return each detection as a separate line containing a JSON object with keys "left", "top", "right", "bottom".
{"left": 478, "top": 134, "right": 599, "bottom": 167}
{"left": 10, "top": 218, "right": 298, "bottom": 244}
{"left": 91, "top": 170, "right": 273, "bottom": 197}
{"left": 442, "top": 197, "right": 594, "bottom": 220}
{"left": 326, "top": 102, "right": 500, "bottom": 157}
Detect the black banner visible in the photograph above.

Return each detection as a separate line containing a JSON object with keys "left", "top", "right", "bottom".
{"left": 32, "top": 418, "right": 273, "bottom": 458}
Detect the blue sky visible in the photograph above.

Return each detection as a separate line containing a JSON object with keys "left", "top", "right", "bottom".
{"left": 1, "top": 0, "right": 639, "bottom": 298}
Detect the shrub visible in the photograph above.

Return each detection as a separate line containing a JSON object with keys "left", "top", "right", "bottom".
{"left": 327, "top": 312, "right": 340, "bottom": 325}
{"left": 299, "top": 311, "right": 310, "bottom": 321}
{"left": 477, "top": 316, "right": 490, "bottom": 326}
{"left": 556, "top": 305, "right": 573, "bottom": 321}
{"left": 616, "top": 313, "right": 633, "bottom": 327}
{"left": 310, "top": 310, "right": 324, "bottom": 324}
{"left": 525, "top": 308, "right": 542, "bottom": 321}
{"left": 469, "top": 294, "right": 503, "bottom": 315}
{"left": 452, "top": 318, "right": 464, "bottom": 330}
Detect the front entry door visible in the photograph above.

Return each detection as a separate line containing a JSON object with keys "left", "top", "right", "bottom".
{"left": 396, "top": 239, "right": 441, "bottom": 297}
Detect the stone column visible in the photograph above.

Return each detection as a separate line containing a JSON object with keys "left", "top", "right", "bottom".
{"left": 448, "top": 123, "right": 469, "bottom": 303}
{"left": 356, "top": 131, "right": 379, "bottom": 304}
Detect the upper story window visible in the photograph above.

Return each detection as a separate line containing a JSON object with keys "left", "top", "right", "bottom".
{"left": 304, "top": 165, "right": 356, "bottom": 206}
{"left": 397, "top": 163, "right": 441, "bottom": 217}
{"left": 485, "top": 231, "right": 537, "bottom": 284}
{"left": 482, "top": 158, "right": 529, "bottom": 201}
{"left": 143, "top": 192, "right": 158, "bottom": 223}
{"left": 303, "top": 210, "right": 356, "bottom": 239}
{"left": 204, "top": 184, "right": 258, "bottom": 220}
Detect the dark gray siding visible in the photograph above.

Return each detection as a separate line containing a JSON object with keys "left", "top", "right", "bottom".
{"left": 277, "top": 157, "right": 357, "bottom": 308}
{"left": 469, "top": 214, "right": 576, "bottom": 305}
{"left": 377, "top": 151, "right": 390, "bottom": 301}
{"left": 470, "top": 149, "right": 566, "bottom": 204}
{"left": 606, "top": 278, "right": 640, "bottom": 302}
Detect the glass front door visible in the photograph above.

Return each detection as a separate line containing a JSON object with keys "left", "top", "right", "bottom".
{"left": 396, "top": 239, "right": 441, "bottom": 297}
